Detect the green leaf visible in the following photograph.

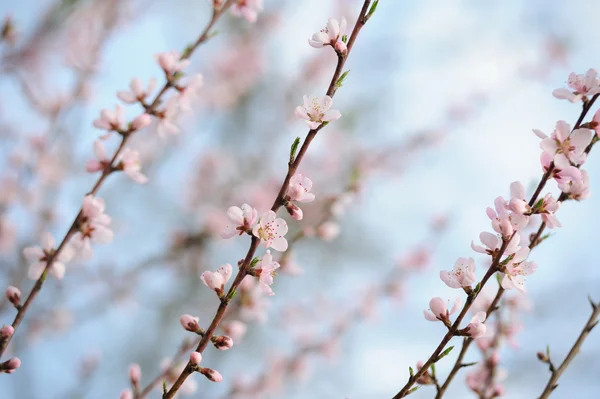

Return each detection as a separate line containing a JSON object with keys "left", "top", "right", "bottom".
{"left": 430, "top": 363, "right": 436, "bottom": 377}
{"left": 250, "top": 257, "right": 260, "bottom": 267}
{"left": 437, "top": 345, "right": 455, "bottom": 361}
{"left": 407, "top": 386, "right": 419, "bottom": 395}
{"left": 335, "top": 70, "right": 351, "bottom": 90}
{"left": 182, "top": 44, "right": 194, "bottom": 59}
{"left": 341, "top": 34, "right": 348, "bottom": 43}
{"left": 366, "top": 0, "right": 379, "bottom": 20}
{"left": 474, "top": 282, "right": 481, "bottom": 294}
{"left": 290, "top": 137, "right": 301, "bottom": 163}
{"left": 227, "top": 288, "right": 237, "bottom": 300}
{"left": 408, "top": 366, "right": 414, "bottom": 378}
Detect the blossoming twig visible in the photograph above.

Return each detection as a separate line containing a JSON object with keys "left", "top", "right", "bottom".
{"left": 537, "top": 297, "right": 600, "bottom": 399}
{"left": 0, "top": 0, "right": 236, "bottom": 361}
{"left": 391, "top": 91, "right": 600, "bottom": 398}
{"left": 161, "top": 2, "right": 376, "bottom": 397}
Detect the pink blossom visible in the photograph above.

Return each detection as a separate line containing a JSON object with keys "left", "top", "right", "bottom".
{"left": 440, "top": 257, "right": 476, "bottom": 288}
{"left": 177, "top": 74, "right": 204, "bottom": 112}
{"left": 155, "top": 50, "right": 190, "bottom": 76}
{"left": 1, "top": 357, "right": 21, "bottom": 374}
{"left": 552, "top": 69, "right": 600, "bottom": 103}
{"left": 200, "top": 367, "right": 223, "bottom": 382}
{"left": 287, "top": 174, "right": 315, "bottom": 202}
{"left": 93, "top": 105, "right": 125, "bottom": 133}
{"left": 537, "top": 120, "right": 592, "bottom": 165}
{"left": 508, "top": 181, "right": 530, "bottom": 215}
{"left": 221, "top": 204, "right": 258, "bottom": 239}
{"left": 131, "top": 113, "right": 152, "bottom": 131}
{"left": 117, "top": 77, "right": 156, "bottom": 104}
{"left": 119, "top": 389, "right": 133, "bottom": 399}
{"left": 501, "top": 247, "right": 537, "bottom": 293}
{"left": 309, "top": 17, "right": 348, "bottom": 54}
{"left": 558, "top": 169, "right": 591, "bottom": 200}
{"left": 71, "top": 195, "right": 113, "bottom": 259}
{"left": 316, "top": 221, "right": 340, "bottom": 241}
{"left": 295, "top": 95, "right": 341, "bottom": 129}
{"left": 593, "top": 108, "right": 600, "bottom": 137}
{"left": 221, "top": 320, "right": 247, "bottom": 342}
{"left": 540, "top": 152, "right": 581, "bottom": 184}
{"left": 190, "top": 351, "right": 202, "bottom": 366}
{"left": 200, "top": 264, "right": 233, "bottom": 295}
{"left": 538, "top": 193, "right": 561, "bottom": 229}
{"left": 424, "top": 297, "right": 461, "bottom": 323}
{"left": 118, "top": 148, "right": 148, "bottom": 184}
{"left": 85, "top": 140, "right": 109, "bottom": 173}
{"left": 157, "top": 98, "right": 181, "bottom": 137}
{"left": 180, "top": 314, "right": 200, "bottom": 332}
{"left": 24, "top": 232, "right": 74, "bottom": 280}
{"left": 285, "top": 202, "right": 303, "bottom": 221}
{"left": 128, "top": 364, "right": 141, "bottom": 385}
{"left": 471, "top": 231, "right": 520, "bottom": 256}
{"left": 231, "top": 0, "right": 263, "bottom": 23}
{"left": 465, "top": 311, "right": 487, "bottom": 338}
{"left": 252, "top": 211, "right": 288, "bottom": 251}
{"left": 254, "top": 250, "right": 281, "bottom": 296}
{"left": 5, "top": 286, "right": 21, "bottom": 306}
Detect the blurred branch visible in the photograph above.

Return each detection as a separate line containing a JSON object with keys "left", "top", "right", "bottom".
{"left": 537, "top": 298, "right": 600, "bottom": 399}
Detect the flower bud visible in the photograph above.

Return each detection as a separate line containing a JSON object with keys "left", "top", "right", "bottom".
{"left": 334, "top": 40, "right": 348, "bottom": 55}
{"left": 0, "top": 325, "right": 14, "bottom": 339}
{"left": 179, "top": 314, "right": 200, "bottom": 333}
{"left": 285, "top": 202, "right": 303, "bottom": 221}
{"left": 128, "top": 363, "right": 141, "bottom": 385}
{"left": 200, "top": 367, "right": 223, "bottom": 382}
{"left": 131, "top": 113, "right": 152, "bottom": 131}
{"left": 5, "top": 286, "right": 20, "bottom": 307}
{"left": 212, "top": 335, "right": 233, "bottom": 351}
{"left": 119, "top": 389, "right": 133, "bottom": 399}
{"left": 1, "top": 357, "right": 21, "bottom": 374}
{"left": 190, "top": 351, "right": 202, "bottom": 366}
{"left": 537, "top": 351, "right": 549, "bottom": 362}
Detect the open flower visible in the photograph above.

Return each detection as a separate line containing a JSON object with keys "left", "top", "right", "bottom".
{"left": 253, "top": 250, "right": 280, "bottom": 296}
{"left": 540, "top": 152, "right": 581, "bottom": 184}
{"left": 118, "top": 148, "right": 148, "bottom": 184}
{"left": 287, "top": 174, "right": 315, "bottom": 203}
{"left": 221, "top": 204, "right": 258, "bottom": 238}
{"left": 471, "top": 231, "right": 520, "bottom": 256}
{"left": 558, "top": 169, "right": 591, "bottom": 201}
{"left": 536, "top": 120, "right": 593, "bottom": 165}
{"left": 440, "top": 257, "right": 476, "bottom": 289}
{"left": 538, "top": 193, "right": 561, "bottom": 229}
{"left": 155, "top": 50, "right": 190, "bottom": 76}
{"left": 295, "top": 95, "right": 341, "bottom": 129}
{"left": 501, "top": 247, "right": 537, "bottom": 293}
{"left": 252, "top": 211, "right": 288, "bottom": 251}
{"left": 85, "top": 140, "right": 110, "bottom": 173}
{"left": 508, "top": 181, "right": 530, "bottom": 215}
{"left": 71, "top": 195, "right": 113, "bottom": 259}
{"left": 117, "top": 77, "right": 156, "bottom": 104}
{"left": 309, "top": 17, "right": 347, "bottom": 53}
{"left": 424, "top": 297, "right": 461, "bottom": 324}
{"left": 93, "top": 105, "right": 125, "bottom": 135}
{"left": 24, "top": 233, "right": 74, "bottom": 280}
{"left": 200, "top": 264, "right": 233, "bottom": 296}
{"left": 552, "top": 69, "right": 600, "bottom": 103}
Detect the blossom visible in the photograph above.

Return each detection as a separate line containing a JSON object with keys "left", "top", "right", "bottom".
{"left": 471, "top": 231, "right": 520, "bottom": 256}
{"left": 231, "top": 0, "right": 263, "bottom": 23}
{"left": 180, "top": 314, "right": 200, "bottom": 332}
{"left": 538, "top": 193, "right": 561, "bottom": 229}
{"left": 501, "top": 247, "right": 537, "bottom": 293}
{"left": 552, "top": 69, "right": 600, "bottom": 103}
{"left": 24, "top": 232, "right": 74, "bottom": 280}
{"left": 508, "top": 181, "right": 530, "bottom": 215}
{"left": 253, "top": 250, "right": 281, "bottom": 296}
{"left": 465, "top": 312, "right": 487, "bottom": 338}
{"left": 156, "top": 98, "right": 181, "bottom": 137}
{"left": 93, "top": 105, "right": 125, "bottom": 133}
{"left": 117, "top": 77, "right": 156, "bottom": 104}
{"left": 540, "top": 152, "right": 581, "bottom": 184}
{"left": 71, "top": 195, "right": 113, "bottom": 259}
{"left": 131, "top": 113, "right": 152, "bottom": 131}
{"left": 424, "top": 297, "right": 461, "bottom": 324}
{"left": 252, "top": 211, "right": 288, "bottom": 251}
{"left": 309, "top": 17, "right": 348, "bottom": 53}
{"left": 85, "top": 140, "right": 109, "bottom": 173}
{"left": 295, "top": 95, "right": 341, "bottom": 129}
{"left": 536, "top": 120, "right": 593, "bottom": 165}
{"left": 558, "top": 169, "right": 591, "bottom": 201}
{"left": 440, "top": 257, "right": 476, "bottom": 289}
{"left": 155, "top": 50, "right": 190, "bottom": 76}
{"left": 221, "top": 204, "right": 258, "bottom": 239}
{"left": 287, "top": 174, "right": 315, "bottom": 202}
{"left": 177, "top": 74, "right": 204, "bottom": 112}
{"left": 593, "top": 108, "right": 600, "bottom": 137}
{"left": 118, "top": 148, "right": 148, "bottom": 184}
{"left": 200, "top": 264, "right": 233, "bottom": 295}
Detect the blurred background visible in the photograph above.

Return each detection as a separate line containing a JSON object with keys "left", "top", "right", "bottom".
{"left": 0, "top": 0, "right": 599, "bottom": 398}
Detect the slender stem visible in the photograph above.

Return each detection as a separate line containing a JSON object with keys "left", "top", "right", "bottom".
{"left": 162, "top": 3, "right": 374, "bottom": 398}
{"left": 0, "top": 0, "right": 235, "bottom": 360}
{"left": 392, "top": 95, "right": 600, "bottom": 399}
{"left": 538, "top": 300, "right": 600, "bottom": 399}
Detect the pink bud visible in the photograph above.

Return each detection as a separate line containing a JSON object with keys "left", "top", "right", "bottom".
{"left": 1, "top": 357, "right": 21, "bottom": 374}
{"left": 119, "top": 389, "right": 133, "bottom": 399}
{"left": 334, "top": 40, "right": 348, "bottom": 54}
{"left": 5, "top": 286, "right": 20, "bottom": 306}
{"left": 128, "top": 363, "right": 141, "bottom": 385}
{"left": 212, "top": 335, "right": 233, "bottom": 350}
{"left": 200, "top": 367, "right": 223, "bottom": 382}
{"left": 131, "top": 113, "right": 152, "bottom": 131}
{"left": 190, "top": 351, "right": 202, "bottom": 366}
{"left": 285, "top": 202, "right": 303, "bottom": 221}
{"left": 179, "top": 314, "right": 200, "bottom": 332}
{"left": 0, "top": 325, "right": 14, "bottom": 339}
{"left": 429, "top": 297, "right": 447, "bottom": 318}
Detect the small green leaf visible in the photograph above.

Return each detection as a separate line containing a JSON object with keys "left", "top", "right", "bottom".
{"left": 289, "top": 137, "right": 301, "bottom": 163}
{"left": 162, "top": 380, "right": 167, "bottom": 394}
{"left": 407, "top": 386, "right": 419, "bottom": 395}
{"left": 430, "top": 363, "right": 436, "bottom": 377}
{"left": 366, "top": 0, "right": 379, "bottom": 20}
{"left": 250, "top": 257, "right": 260, "bottom": 267}
{"left": 172, "top": 71, "right": 185, "bottom": 81}
{"left": 474, "top": 282, "right": 481, "bottom": 294}
{"left": 437, "top": 345, "right": 455, "bottom": 361}
{"left": 182, "top": 44, "right": 194, "bottom": 58}
{"left": 461, "top": 361, "right": 478, "bottom": 368}
{"left": 227, "top": 288, "right": 237, "bottom": 300}
{"left": 342, "top": 34, "right": 348, "bottom": 43}
{"left": 408, "top": 366, "right": 414, "bottom": 378}
{"left": 335, "top": 70, "right": 350, "bottom": 89}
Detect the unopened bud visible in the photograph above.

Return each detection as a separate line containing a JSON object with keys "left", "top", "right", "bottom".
{"left": 537, "top": 351, "right": 549, "bottom": 362}
{"left": 119, "top": 389, "right": 133, "bottom": 399}
{"left": 212, "top": 335, "right": 233, "bottom": 350}
{"left": 5, "top": 286, "right": 21, "bottom": 307}
{"left": 1, "top": 357, "right": 21, "bottom": 374}
{"left": 0, "top": 325, "right": 14, "bottom": 339}
{"left": 128, "top": 363, "right": 141, "bottom": 385}
{"left": 200, "top": 367, "right": 223, "bottom": 382}
{"left": 190, "top": 351, "right": 202, "bottom": 366}
{"left": 285, "top": 202, "right": 303, "bottom": 221}
{"left": 179, "top": 314, "right": 200, "bottom": 333}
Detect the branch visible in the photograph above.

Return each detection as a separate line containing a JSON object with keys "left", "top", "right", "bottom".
{"left": 161, "top": 2, "right": 375, "bottom": 398}
{"left": 0, "top": 0, "right": 236, "bottom": 360}
{"left": 537, "top": 298, "right": 600, "bottom": 399}
{"left": 392, "top": 94, "right": 600, "bottom": 399}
